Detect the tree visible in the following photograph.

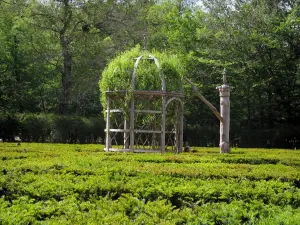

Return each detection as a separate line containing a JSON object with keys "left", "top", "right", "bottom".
{"left": 29, "top": 0, "right": 156, "bottom": 116}
{"left": 144, "top": 0, "right": 300, "bottom": 147}
{"left": 0, "top": 0, "right": 59, "bottom": 114}
{"left": 30, "top": 0, "right": 81, "bottom": 114}
{"left": 199, "top": 0, "right": 300, "bottom": 147}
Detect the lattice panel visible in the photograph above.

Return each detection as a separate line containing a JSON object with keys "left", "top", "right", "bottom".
{"left": 165, "top": 100, "right": 181, "bottom": 153}
{"left": 134, "top": 133, "right": 161, "bottom": 150}
{"left": 105, "top": 92, "right": 183, "bottom": 153}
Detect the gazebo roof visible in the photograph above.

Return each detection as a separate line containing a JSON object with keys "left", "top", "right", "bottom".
{"left": 100, "top": 46, "right": 184, "bottom": 99}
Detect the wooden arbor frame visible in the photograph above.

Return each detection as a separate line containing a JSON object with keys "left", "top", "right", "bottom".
{"left": 104, "top": 55, "right": 184, "bottom": 153}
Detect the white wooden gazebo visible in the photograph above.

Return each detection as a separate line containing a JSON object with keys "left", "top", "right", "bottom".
{"left": 104, "top": 54, "right": 184, "bottom": 153}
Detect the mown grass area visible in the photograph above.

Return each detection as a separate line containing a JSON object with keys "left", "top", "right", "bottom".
{"left": 0, "top": 143, "right": 300, "bottom": 224}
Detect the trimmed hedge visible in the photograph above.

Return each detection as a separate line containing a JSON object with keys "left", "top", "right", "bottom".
{"left": 0, "top": 113, "right": 298, "bottom": 148}
{"left": 0, "top": 113, "right": 20, "bottom": 142}
{"left": 0, "top": 113, "right": 105, "bottom": 144}
{"left": 21, "top": 114, "right": 51, "bottom": 142}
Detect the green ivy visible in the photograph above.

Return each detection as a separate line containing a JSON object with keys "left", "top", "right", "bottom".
{"left": 99, "top": 45, "right": 185, "bottom": 116}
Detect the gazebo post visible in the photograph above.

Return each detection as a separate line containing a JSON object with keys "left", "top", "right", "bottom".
{"left": 129, "top": 56, "right": 142, "bottom": 153}
{"left": 174, "top": 101, "right": 184, "bottom": 153}
{"left": 161, "top": 98, "right": 166, "bottom": 153}
{"left": 174, "top": 104, "right": 179, "bottom": 153}
{"left": 179, "top": 104, "right": 184, "bottom": 153}
{"left": 124, "top": 119, "right": 129, "bottom": 149}
{"left": 130, "top": 97, "right": 135, "bottom": 152}
{"left": 105, "top": 97, "right": 111, "bottom": 151}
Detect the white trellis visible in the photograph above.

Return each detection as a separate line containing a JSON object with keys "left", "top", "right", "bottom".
{"left": 104, "top": 55, "right": 184, "bottom": 153}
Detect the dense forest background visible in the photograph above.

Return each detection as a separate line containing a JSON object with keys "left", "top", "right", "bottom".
{"left": 0, "top": 0, "right": 299, "bottom": 148}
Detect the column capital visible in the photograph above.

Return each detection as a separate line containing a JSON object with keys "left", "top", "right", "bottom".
{"left": 217, "top": 69, "right": 231, "bottom": 97}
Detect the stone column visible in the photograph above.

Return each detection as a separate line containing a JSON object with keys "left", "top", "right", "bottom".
{"left": 217, "top": 69, "right": 231, "bottom": 153}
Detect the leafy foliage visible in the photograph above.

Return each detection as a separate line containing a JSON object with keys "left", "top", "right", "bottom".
{"left": 0, "top": 144, "right": 300, "bottom": 224}
{"left": 0, "top": 113, "right": 104, "bottom": 144}
{"left": 99, "top": 45, "right": 185, "bottom": 111}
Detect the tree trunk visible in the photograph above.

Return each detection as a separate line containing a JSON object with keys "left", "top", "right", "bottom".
{"left": 59, "top": 0, "right": 72, "bottom": 115}
{"left": 59, "top": 35, "right": 72, "bottom": 115}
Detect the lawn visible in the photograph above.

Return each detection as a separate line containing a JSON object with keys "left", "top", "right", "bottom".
{"left": 0, "top": 143, "right": 300, "bottom": 224}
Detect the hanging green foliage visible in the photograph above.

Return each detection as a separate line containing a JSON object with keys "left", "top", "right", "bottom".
{"left": 99, "top": 45, "right": 185, "bottom": 112}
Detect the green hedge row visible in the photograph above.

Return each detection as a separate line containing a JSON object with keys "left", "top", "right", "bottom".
{"left": 184, "top": 124, "right": 299, "bottom": 149}
{"left": 1, "top": 113, "right": 298, "bottom": 148}
{"left": 0, "top": 113, "right": 105, "bottom": 144}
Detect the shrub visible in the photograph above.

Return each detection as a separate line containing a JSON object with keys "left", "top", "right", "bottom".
{"left": 0, "top": 113, "right": 21, "bottom": 141}
{"left": 21, "top": 114, "right": 51, "bottom": 142}
{"left": 51, "top": 115, "right": 105, "bottom": 144}
{"left": 51, "top": 115, "right": 74, "bottom": 143}
{"left": 74, "top": 117, "right": 91, "bottom": 144}
{"left": 89, "top": 117, "right": 105, "bottom": 144}
{"left": 0, "top": 113, "right": 105, "bottom": 144}
{"left": 99, "top": 45, "right": 185, "bottom": 115}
